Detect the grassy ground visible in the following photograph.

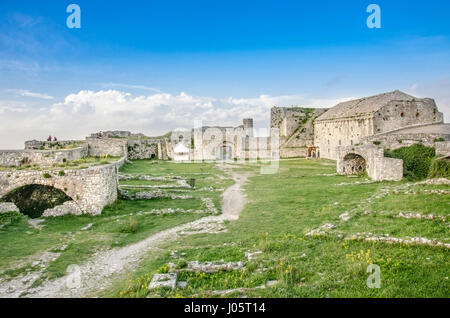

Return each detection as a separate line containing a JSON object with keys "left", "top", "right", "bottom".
{"left": 1, "top": 159, "right": 448, "bottom": 297}
{"left": 105, "top": 159, "right": 449, "bottom": 298}
{"left": 0, "top": 160, "right": 232, "bottom": 289}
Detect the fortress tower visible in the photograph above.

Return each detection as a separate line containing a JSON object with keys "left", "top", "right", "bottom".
{"left": 243, "top": 118, "right": 254, "bottom": 137}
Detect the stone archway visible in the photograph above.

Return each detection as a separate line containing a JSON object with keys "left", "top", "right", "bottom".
{"left": 216, "top": 142, "right": 234, "bottom": 161}
{"left": 0, "top": 184, "right": 74, "bottom": 218}
{"left": 342, "top": 153, "right": 366, "bottom": 175}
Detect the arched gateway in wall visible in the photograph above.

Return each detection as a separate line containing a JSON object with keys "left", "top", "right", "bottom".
{"left": 336, "top": 145, "right": 403, "bottom": 181}
{"left": 0, "top": 159, "right": 124, "bottom": 216}
{"left": 342, "top": 153, "right": 367, "bottom": 175}
{"left": 216, "top": 142, "right": 234, "bottom": 161}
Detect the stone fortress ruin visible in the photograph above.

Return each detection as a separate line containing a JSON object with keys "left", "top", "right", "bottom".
{"left": 0, "top": 90, "right": 449, "bottom": 217}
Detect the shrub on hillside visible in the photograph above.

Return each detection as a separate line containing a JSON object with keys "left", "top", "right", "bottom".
{"left": 120, "top": 218, "right": 140, "bottom": 233}
{"left": 428, "top": 158, "right": 450, "bottom": 179}
{"left": 384, "top": 144, "right": 435, "bottom": 181}
{"left": 0, "top": 211, "right": 25, "bottom": 227}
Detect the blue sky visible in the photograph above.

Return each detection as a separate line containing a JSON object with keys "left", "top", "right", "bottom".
{"left": 0, "top": 0, "right": 450, "bottom": 148}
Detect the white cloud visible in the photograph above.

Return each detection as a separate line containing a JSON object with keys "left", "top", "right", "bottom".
{"left": 4, "top": 88, "right": 54, "bottom": 100}
{"left": 18, "top": 89, "right": 54, "bottom": 100}
{"left": 0, "top": 89, "right": 353, "bottom": 149}
{"left": 98, "top": 82, "right": 162, "bottom": 93}
{"left": 408, "top": 76, "right": 450, "bottom": 122}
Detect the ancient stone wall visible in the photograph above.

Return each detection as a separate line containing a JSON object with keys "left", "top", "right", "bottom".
{"left": 314, "top": 116, "right": 375, "bottom": 160}
{"left": 0, "top": 144, "right": 88, "bottom": 167}
{"left": 435, "top": 141, "right": 450, "bottom": 156}
{"left": 314, "top": 98, "right": 443, "bottom": 160}
{"left": 24, "top": 140, "right": 84, "bottom": 150}
{"left": 364, "top": 132, "right": 447, "bottom": 151}
{"left": 127, "top": 139, "right": 159, "bottom": 160}
{"left": 0, "top": 157, "right": 125, "bottom": 215}
{"left": 336, "top": 145, "right": 403, "bottom": 181}
{"left": 86, "top": 137, "right": 127, "bottom": 157}
{"left": 373, "top": 99, "right": 443, "bottom": 134}
{"left": 271, "top": 107, "right": 327, "bottom": 158}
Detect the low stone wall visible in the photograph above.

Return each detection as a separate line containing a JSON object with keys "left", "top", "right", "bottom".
{"left": 336, "top": 145, "right": 403, "bottom": 181}
{"left": 435, "top": 141, "right": 450, "bottom": 156}
{"left": 86, "top": 137, "right": 128, "bottom": 157}
{"left": 0, "top": 157, "right": 126, "bottom": 215}
{"left": 25, "top": 140, "right": 84, "bottom": 150}
{"left": 364, "top": 132, "right": 447, "bottom": 151}
{"left": 0, "top": 144, "right": 88, "bottom": 167}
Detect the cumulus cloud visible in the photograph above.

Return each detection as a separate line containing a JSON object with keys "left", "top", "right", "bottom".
{"left": 0, "top": 90, "right": 351, "bottom": 149}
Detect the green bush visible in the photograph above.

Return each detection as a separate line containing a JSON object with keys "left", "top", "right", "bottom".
{"left": 428, "top": 158, "right": 450, "bottom": 179}
{"left": 433, "top": 137, "right": 445, "bottom": 142}
{"left": 58, "top": 170, "right": 65, "bottom": 176}
{"left": 120, "top": 218, "right": 140, "bottom": 233}
{"left": 43, "top": 173, "right": 51, "bottom": 179}
{"left": 373, "top": 141, "right": 381, "bottom": 146}
{"left": 0, "top": 211, "right": 25, "bottom": 227}
{"left": 385, "top": 144, "right": 435, "bottom": 181}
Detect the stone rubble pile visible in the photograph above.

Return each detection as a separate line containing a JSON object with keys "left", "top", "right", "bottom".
{"left": 396, "top": 212, "right": 447, "bottom": 222}
{"left": 184, "top": 260, "right": 245, "bottom": 273}
{"left": 0, "top": 202, "right": 19, "bottom": 213}
{"left": 415, "top": 178, "right": 450, "bottom": 185}
{"left": 42, "top": 201, "right": 83, "bottom": 217}
{"left": 306, "top": 223, "right": 335, "bottom": 236}
{"left": 345, "top": 233, "right": 450, "bottom": 248}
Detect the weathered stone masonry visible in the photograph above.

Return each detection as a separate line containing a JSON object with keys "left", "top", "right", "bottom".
{"left": 336, "top": 145, "right": 403, "bottom": 181}
{"left": 0, "top": 158, "right": 125, "bottom": 215}
{"left": 0, "top": 144, "right": 88, "bottom": 167}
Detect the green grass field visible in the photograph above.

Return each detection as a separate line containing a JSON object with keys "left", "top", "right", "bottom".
{"left": 0, "top": 159, "right": 448, "bottom": 297}
{"left": 0, "top": 160, "right": 232, "bottom": 288}
{"left": 106, "top": 159, "right": 450, "bottom": 298}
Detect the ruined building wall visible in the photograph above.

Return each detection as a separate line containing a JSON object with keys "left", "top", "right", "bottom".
{"left": 271, "top": 107, "right": 327, "bottom": 158}
{"left": 86, "top": 137, "right": 128, "bottom": 157}
{"left": 127, "top": 139, "right": 159, "bottom": 160}
{"left": 314, "top": 116, "right": 375, "bottom": 160}
{"left": 0, "top": 144, "right": 88, "bottom": 167}
{"left": 0, "top": 158, "right": 125, "bottom": 215}
{"left": 373, "top": 99, "right": 443, "bottom": 134}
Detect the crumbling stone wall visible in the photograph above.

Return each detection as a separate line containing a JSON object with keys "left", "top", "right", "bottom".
{"left": 336, "top": 145, "right": 403, "bottom": 181}
{"left": 362, "top": 123, "right": 450, "bottom": 152}
{"left": 24, "top": 140, "right": 84, "bottom": 150}
{"left": 0, "top": 158, "right": 125, "bottom": 215}
{"left": 127, "top": 139, "right": 159, "bottom": 160}
{"left": 0, "top": 144, "right": 88, "bottom": 167}
{"left": 435, "top": 141, "right": 450, "bottom": 156}
{"left": 373, "top": 99, "right": 443, "bottom": 133}
{"left": 315, "top": 96, "right": 443, "bottom": 160}
{"left": 86, "top": 137, "right": 127, "bottom": 157}
{"left": 271, "top": 107, "right": 327, "bottom": 158}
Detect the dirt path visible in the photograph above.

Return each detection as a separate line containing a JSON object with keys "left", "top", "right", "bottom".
{"left": 1, "top": 166, "right": 249, "bottom": 298}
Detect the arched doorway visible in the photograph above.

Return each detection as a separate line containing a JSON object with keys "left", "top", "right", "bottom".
{"left": 217, "top": 143, "right": 233, "bottom": 161}
{"left": 0, "top": 184, "right": 73, "bottom": 218}
{"left": 342, "top": 153, "right": 366, "bottom": 175}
